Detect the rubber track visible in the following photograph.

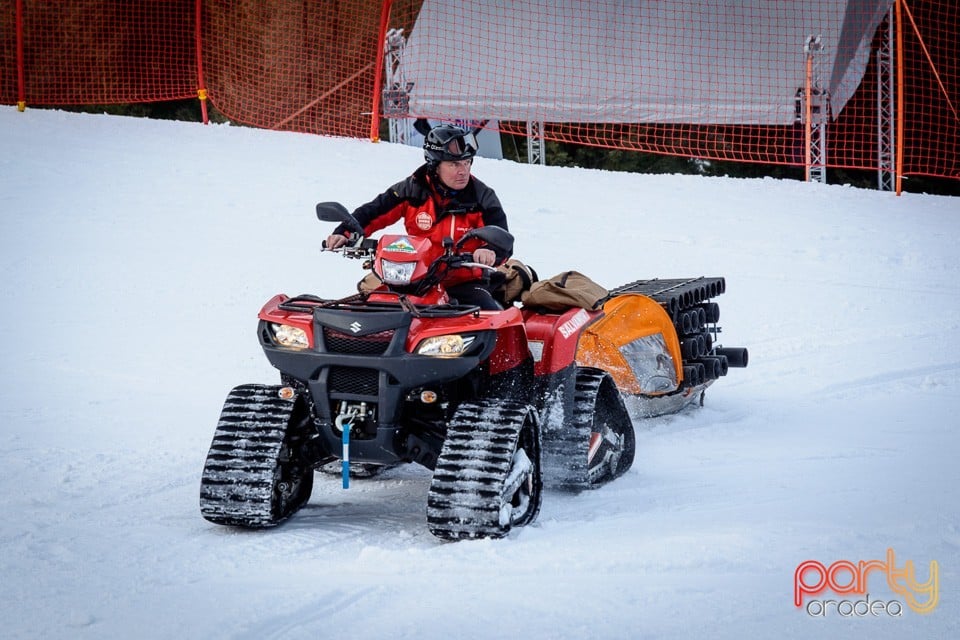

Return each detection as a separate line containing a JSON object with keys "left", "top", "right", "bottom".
{"left": 200, "top": 384, "right": 295, "bottom": 527}
{"left": 543, "top": 368, "right": 628, "bottom": 491}
{"left": 541, "top": 368, "right": 605, "bottom": 489}
{"left": 426, "top": 400, "right": 537, "bottom": 540}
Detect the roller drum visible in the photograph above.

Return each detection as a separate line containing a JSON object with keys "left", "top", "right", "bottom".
{"left": 715, "top": 347, "right": 748, "bottom": 368}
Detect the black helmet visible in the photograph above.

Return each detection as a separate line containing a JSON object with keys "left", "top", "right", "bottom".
{"left": 423, "top": 124, "right": 478, "bottom": 165}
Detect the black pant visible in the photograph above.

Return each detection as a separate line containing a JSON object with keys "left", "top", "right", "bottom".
{"left": 446, "top": 282, "right": 502, "bottom": 310}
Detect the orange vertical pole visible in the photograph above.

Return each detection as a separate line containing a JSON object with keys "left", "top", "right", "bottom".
{"left": 195, "top": 0, "right": 209, "bottom": 124}
{"left": 369, "top": 0, "right": 393, "bottom": 142}
{"left": 15, "top": 0, "right": 25, "bottom": 111}
{"left": 804, "top": 54, "right": 813, "bottom": 182}
{"left": 894, "top": 0, "right": 905, "bottom": 195}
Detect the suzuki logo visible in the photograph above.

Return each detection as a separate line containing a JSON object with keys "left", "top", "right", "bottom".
{"left": 349, "top": 321, "right": 362, "bottom": 334}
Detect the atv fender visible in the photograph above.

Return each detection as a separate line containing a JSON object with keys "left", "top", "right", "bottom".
{"left": 522, "top": 307, "right": 603, "bottom": 377}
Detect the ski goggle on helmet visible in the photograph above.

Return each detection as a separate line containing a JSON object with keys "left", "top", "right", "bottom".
{"left": 423, "top": 124, "right": 479, "bottom": 165}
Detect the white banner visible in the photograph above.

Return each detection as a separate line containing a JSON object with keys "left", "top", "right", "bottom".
{"left": 402, "top": 0, "right": 892, "bottom": 126}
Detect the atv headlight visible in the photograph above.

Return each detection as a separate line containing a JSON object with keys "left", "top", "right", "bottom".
{"left": 271, "top": 323, "right": 309, "bottom": 349}
{"left": 417, "top": 334, "right": 476, "bottom": 357}
{"left": 380, "top": 259, "right": 416, "bottom": 285}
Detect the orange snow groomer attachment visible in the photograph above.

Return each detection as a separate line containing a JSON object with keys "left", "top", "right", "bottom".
{"left": 575, "top": 294, "right": 683, "bottom": 396}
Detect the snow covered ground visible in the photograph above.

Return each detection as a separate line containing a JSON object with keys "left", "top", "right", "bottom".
{"left": 1, "top": 107, "right": 958, "bottom": 639}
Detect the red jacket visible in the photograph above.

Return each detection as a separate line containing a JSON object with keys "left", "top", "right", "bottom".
{"left": 337, "top": 164, "right": 509, "bottom": 284}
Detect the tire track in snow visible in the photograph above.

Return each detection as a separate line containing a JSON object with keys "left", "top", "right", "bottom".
{"left": 814, "top": 360, "right": 960, "bottom": 397}
{"left": 231, "top": 588, "right": 375, "bottom": 640}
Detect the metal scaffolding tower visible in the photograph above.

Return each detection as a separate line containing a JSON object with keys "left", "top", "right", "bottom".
{"left": 877, "top": 9, "right": 896, "bottom": 191}
{"left": 527, "top": 121, "right": 545, "bottom": 165}
{"left": 382, "top": 28, "right": 413, "bottom": 145}
{"left": 803, "top": 35, "right": 829, "bottom": 184}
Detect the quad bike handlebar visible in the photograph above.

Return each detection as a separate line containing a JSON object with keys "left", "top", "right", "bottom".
{"left": 316, "top": 201, "right": 511, "bottom": 287}
{"left": 316, "top": 201, "right": 513, "bottom": 256}
{"left": 325, "top": 241, "right": 497, "bottom": 275}
{"left": 322, "top": 237, "right": 378, "bottom": 258}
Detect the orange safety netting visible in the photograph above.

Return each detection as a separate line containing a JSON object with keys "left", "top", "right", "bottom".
{"left": 1, "top": 0, "right": 956, "bottom": 183}
{"left": 200, "top": 0, "right": 382, "bottom": 137}
{"left": 0, "top": 0, "right": 196, "bottom": 106}
{"left": 897, "top": 0, "right": 959, "bottom": 179}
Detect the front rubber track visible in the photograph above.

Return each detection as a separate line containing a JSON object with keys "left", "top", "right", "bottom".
{"left": 200, "top": 384, "right": 314, "bottom": 528}
{"left": 427, "top": 400, "right": 542, "bottom": 541}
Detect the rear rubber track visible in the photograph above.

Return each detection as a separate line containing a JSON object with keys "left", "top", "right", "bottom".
{"left": 543, "top": 367, "right": 635, "bottom": 490}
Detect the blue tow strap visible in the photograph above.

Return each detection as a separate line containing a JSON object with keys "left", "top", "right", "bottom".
{"left": 341, "top": 418, "right": 350, "bottom": 489}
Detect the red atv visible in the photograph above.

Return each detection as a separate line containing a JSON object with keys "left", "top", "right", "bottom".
{"left": 200, "top": 203, "right": 747, "bottom": 540}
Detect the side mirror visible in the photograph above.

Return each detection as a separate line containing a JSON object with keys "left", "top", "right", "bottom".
{"left": 456, "top": 225, "right": 514, "bottom": 257}
{"left": 316, "top": 202, "right": 364, "bottom": 236}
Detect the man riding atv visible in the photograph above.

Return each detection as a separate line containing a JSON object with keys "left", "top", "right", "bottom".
{"left": 325, "top": 122, "right": 509, "bottom": 310}
{"left": 199, "top": 124, "right": 747, "bottom": 541}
